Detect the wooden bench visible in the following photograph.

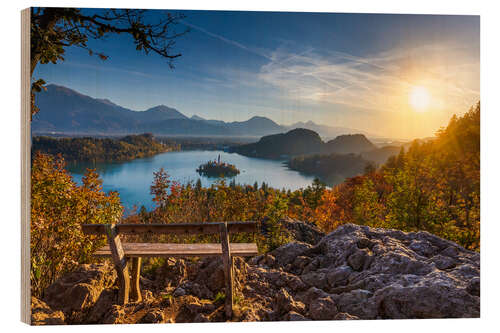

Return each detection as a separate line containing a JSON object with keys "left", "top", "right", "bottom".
{"left": 81, "top": 222, "right": 258, "bottom": 317}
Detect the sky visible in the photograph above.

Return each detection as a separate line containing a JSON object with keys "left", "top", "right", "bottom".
{"left": 34, "top": 9, "right": 480, "bottom": 139}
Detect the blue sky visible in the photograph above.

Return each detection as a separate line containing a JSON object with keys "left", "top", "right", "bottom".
{"left": 34, "top": 9, "right": 479, "bottom": 139}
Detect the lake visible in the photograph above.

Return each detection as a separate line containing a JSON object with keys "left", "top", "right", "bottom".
{"left": 67, "top": 150, "right": 316, "bottom": 211}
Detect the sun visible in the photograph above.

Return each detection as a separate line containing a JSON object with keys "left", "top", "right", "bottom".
{"left": 409, "top": 86, "right": 431, "bottom": 111}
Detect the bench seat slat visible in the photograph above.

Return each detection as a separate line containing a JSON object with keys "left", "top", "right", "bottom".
{"left": 94, "top": 243, "right": 258, "bottom": 258}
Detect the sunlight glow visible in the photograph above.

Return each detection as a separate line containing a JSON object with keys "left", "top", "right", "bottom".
{"left": 409, "top": 86, "right": 431, "bottom": 112}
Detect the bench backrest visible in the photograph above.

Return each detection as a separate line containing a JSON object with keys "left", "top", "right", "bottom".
{"left": 81, "top": 221, "right": 257, "bottom": 236}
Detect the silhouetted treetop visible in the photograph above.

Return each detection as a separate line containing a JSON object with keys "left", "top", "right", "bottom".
{"left": 30, "top": 7, "right": 189, "bottom": 117}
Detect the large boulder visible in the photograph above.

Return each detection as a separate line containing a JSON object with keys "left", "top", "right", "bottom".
{"left": 43, "top": 262, "right": 116, "bottom": 314}
{"left": 292, "top": 224, "right": 479, "bottom": 319}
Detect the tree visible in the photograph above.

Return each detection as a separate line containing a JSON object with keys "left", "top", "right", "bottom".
{"left": 30, "top": 7, "right": 188, "bottom": 117}
{"left": 31, "top": 152, "right": 122, "bottom": 296}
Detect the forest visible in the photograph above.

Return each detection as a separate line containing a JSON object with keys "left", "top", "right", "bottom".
{"left": 287, "top": 152, "right": 373, "bottom": 185}
{"left": 32, "top": 133, "right": 179, "bottom": 162}
{"left": 30, "top": 103, "right": 480, "bottom": 297}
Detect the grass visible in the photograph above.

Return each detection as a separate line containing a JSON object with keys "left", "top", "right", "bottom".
{"left": 213, "top": 292, "right": 225, "bottom": 303}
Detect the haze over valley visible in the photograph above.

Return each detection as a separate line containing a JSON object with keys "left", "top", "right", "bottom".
{"left": 32, "top": 84, "right": 382, "bottom": 140}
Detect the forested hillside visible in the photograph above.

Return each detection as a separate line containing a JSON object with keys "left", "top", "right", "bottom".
{"left": 32, "top": 133, "right": 179, "bottom": 162}
{"left": 287, "top": 153, "right": 372, "bottom": 185}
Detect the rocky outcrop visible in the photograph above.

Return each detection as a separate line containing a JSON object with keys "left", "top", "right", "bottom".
{"left": 33, "top": 223, "right": 479, "bottom": 324}
{"left": 31, "top": 297, "right": 65, "bottom": 325}
{"left": 280, "top": 217, "right": 324, "bottom": 245}
{"left": 43, "top": 262, "right": 116, "bottom": 316}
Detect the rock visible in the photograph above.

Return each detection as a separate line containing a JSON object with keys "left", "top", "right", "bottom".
{"left": 356, "top": 237, "right": 376, "bottom": 249}
{"left": 191, "top": 282, "right": 214, "bottom": 300}
{"left": 281, "top": 217, "right": 325, "bottom": 245}
{"left": 336, "top": 289, "right": 377, "bottom": 319}
{"left": 326, "top": 265, "right": 353, "bottom": 287}
{"left": 270, "top": 242, "right": 312, "bottom": 267}
{"left": 195, "top": 257, "right": 226, "bottom": 291}
{"left": 300, "top": 271, "right": 328, "bottom": 289}
{"left": 432, "top": 254, "right": 457, "bottom": 270}
{"left": 263, "top": 254, "right": 276, "bottom": 267}
{"left": 248, "top": 255, "right": 263, "bottom": 266}
{"left": 374, "top": 284, "right": 480, "bottom": 318}
{"left": 31, "top": 297, "right": 65, "bottom": 325}
{"left": 296, "top": 287, "right": 331, "bottom": 307}
{"left": 287, "top": 274, "right": 307, "bottom": 291}
{"left": 467, "top": 277, "right": 480, "bottom": 296}
{"left": 274, "top": 288, "right": 306, "bottom": 315}
{"left": 193, "top": 313, "right": 210, "bottom": 322}
{"left": 409, "top": 240, "right": 438, "bottom": 257}
{"left": 102, "top": 305, "right": 124, "bottom": 324}
{"left": 347, "top": 249, "right": 372, "bottom": 271}
{"left": 140, "top": 309, "right": 166, "bottom": 323}
{"left": 309, "top": 296, "right": 338, "bottom": 320}
{"left": 43, "top": 262, "right": 116, "bottom": 314}
{"left": 292, "top": 256, "right": 311, "bottom": 271}
{"left": 334, "top": 312, "right": 359, "bottom": 320}
{"left": 441, "top": 245, "right": 460, "bottom": 258}
{"left": 284, "top": 311, "right": 308, "bottom": 321}
{"left": 173, "top": 287, "right": 186, "bottom": 297}
{"left": 86, "top": 288, "right": 117, "bottom": 323}
{"left": 157, "top": 258, "right": 187, "bottom": 287}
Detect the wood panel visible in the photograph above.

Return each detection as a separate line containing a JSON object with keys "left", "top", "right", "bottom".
{"left": 94, "top": 242, "right": 258, "bottom": 258}
{"left": 82, "top": 222, "right": 257, "bottom": 235}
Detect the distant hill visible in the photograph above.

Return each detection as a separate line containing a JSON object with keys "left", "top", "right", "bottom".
{"left": 32, "top": 84, "right": 377, "bottom": 138}
{"left": 225, "top": 116, "right": 283, "bottom": 136}
{"left": 233, "top": 128, "right": 377, "bottom": 159}
{"left": 190, "top": 115, "right": 206, "bottom": 121}
{"left": 232, "top": 128, "right": 324, "bottom": 159}
{"left": 286, "top": 121, "right": 378, "bottom": 139}
{"left": 324, "top": 134, "right": 377, "bottom": 154}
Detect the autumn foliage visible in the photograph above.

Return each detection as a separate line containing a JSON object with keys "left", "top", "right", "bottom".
{"left": 30, "top": 152, "right": 122, "bottom": 297}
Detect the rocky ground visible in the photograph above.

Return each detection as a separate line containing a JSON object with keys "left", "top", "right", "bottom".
{"left": 31, "top": 220, "right": 480, "bottom": 325}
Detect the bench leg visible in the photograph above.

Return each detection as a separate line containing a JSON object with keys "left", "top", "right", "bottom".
{"left": 130, "top": 257, "right": 142, "bottom": 302}
{"left": 105, "top": 224, "right": 130, "bottom": 305}
{"left": 116, "top": 259, "right": 130, "bottom": 305}
{"left": 219, "top": 223, "right": 234, "bottom": 318}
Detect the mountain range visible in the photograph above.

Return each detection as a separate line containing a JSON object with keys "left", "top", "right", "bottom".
{"left": 32, "top": 84, "right": 376, "bottom": 138}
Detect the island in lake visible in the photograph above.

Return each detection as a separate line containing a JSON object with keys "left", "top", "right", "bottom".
{"left": 196, "top": 154, "right": 240, "bottom": 177}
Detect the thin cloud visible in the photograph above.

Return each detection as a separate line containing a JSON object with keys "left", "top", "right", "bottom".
{"left": 181, "top": 20, "right": 273, "bottom": 60}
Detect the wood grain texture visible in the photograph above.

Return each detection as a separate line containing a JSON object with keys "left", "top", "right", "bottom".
{"left": 82, "top": 221, "right": 257, "bottom": 235}
{"left": 130, "top": 257, "right": 142, "bottom": 302}
{"left": 94, "top": 242, "right": 258, "bottom": 257}
{"left": 219, "top": 223, "right": 234, "bottom": 318}
{"left": 20, "top": 8, "right": 31, "bottom": 324}
{"left": 105, "top": 224, "right": 130, "bottom": 305}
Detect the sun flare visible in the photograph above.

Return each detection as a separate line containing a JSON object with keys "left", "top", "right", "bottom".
{"left": 409, "top": 86, "right": 431, "bottom": 111}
